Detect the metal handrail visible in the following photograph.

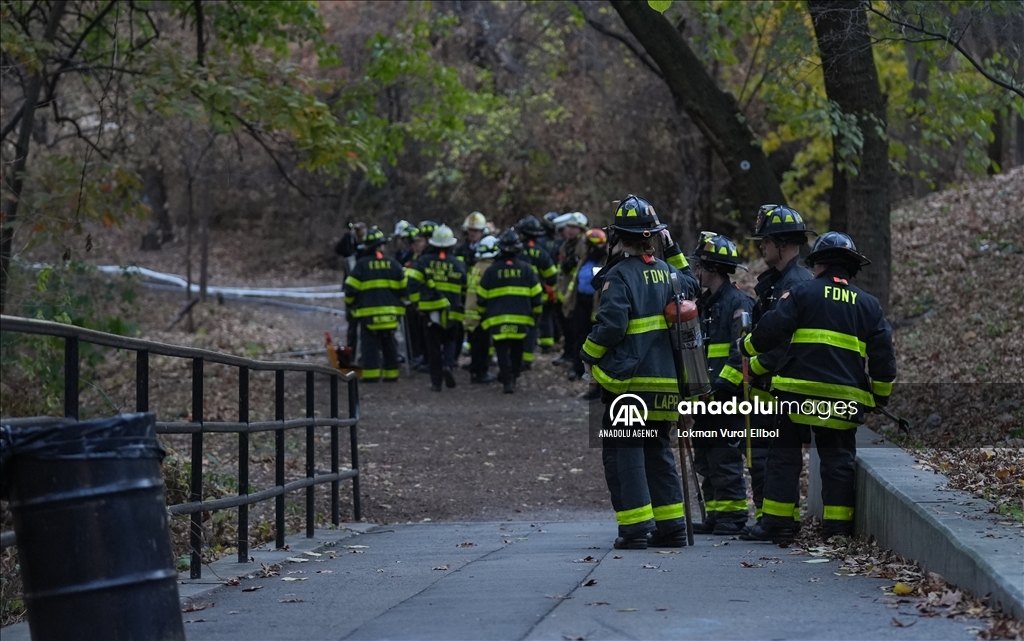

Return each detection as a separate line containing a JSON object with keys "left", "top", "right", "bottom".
{"left": 0, "top": 314, "right": 362, "bottom": 579}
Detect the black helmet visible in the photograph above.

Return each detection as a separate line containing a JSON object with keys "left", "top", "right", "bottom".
{"left": 609, "top": 194, "right": 667, "bottom": 236}
{"left": 363, "top": 228, "right": 387, "bottom": 250}
{"left": 805, "top": 231, "right": 870, "bottom": 269}
{"left": 691, "top": 231, "right": 747, "bottom": 273}
{"left": 497, "top": 229, "right": 523, "bottom": 254}
{"left": 516, "top": 216, "right": 545, "bottom": 237}
{"left": 542, "top": 211, "right": 559, "bottom": 231}
{"left": 751, "top": 204, "right": 817, "bottom": 240}
{"left": 417, "top": 220, "right": 438, "bottom": 238}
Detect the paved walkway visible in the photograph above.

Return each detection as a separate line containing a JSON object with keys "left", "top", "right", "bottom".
{"left": 170, "top": 520, "right": 978, "bottom": 641}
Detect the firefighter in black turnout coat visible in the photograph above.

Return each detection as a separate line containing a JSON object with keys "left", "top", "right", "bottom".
{"left": 477, "top": 230, "right": 543, "bottom": 393}
{"left": 740, "top": 232, "right": 897, "bottom": 542}
{"left": 579, "top": 195, "right": 699, "bottom": 550}
{"left": 689, "top": 232, "right": 755, "bottom": 535}
{"left": 746, "top": 205, "right": 816, "bottom": 529}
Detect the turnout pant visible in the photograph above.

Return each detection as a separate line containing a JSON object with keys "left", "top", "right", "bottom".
{"left": 691, "top": 415, "right": 747, "bottom": 527}
{"left": 748, "top": 412, "right": 800, "bottom": 525}
{"left": 538, "top": 301, "right": 555, "bottom": 351}
{"left": 762, "top": 413, "right": 857, "bottom": 534}
{"left": 601, "top": 409, "right": 686, "bottom": 538}
{"left": 523, "top": 327, "right": 537, "bottom": 366}
{"left": 359, "top": 324, "right": 400, "bottom": 381}
{"left": 494, "top": 338, "right": 524, "bottom": 382}
{"left": 568, "top": 298, "right": 595, "bottom": 377}
{"left": 424, "top": 320, "right": 460, "bottom": 388}
{"left": 468, "top": 326, "right": 491, "bottom": 378}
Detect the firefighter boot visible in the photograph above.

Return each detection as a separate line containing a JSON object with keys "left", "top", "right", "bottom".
{"left": 613, "top": 535, "right": 648, "bottom": 550}
{"left": 739, "top": 523, "right": 796, "bottom": 544}
{"left": 648, "top": 529, "right": 687, "bottom": 547}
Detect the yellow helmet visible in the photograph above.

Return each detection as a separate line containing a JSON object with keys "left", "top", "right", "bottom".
{"left": 462, "top": 211, "right": 488, "bottom": 231}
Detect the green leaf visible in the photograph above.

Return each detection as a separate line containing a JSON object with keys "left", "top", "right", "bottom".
{"left": 648, "top": 0, "right": 674, "bottom": 13}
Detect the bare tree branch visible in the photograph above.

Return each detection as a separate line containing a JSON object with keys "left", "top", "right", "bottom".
{"left": 575, "top": 2, "right": 663, "bottom": 79}
{"left": 867, "top": 2, "right": 1024, "bottom": 99}
{"left": 231, "top": 113, "right": 312, "bottom": 200}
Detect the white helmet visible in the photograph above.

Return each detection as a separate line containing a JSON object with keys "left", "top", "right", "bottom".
{"left": 475, "top": 235, "right": 499, "bottom": 259}
{"left": 394, "top": 220, "right": 412, "bottom": 236}
{"left": 553, "top": 212, "right": 588, "bottom": 230}
{"left": 429, "top": 224, "right": 458, "bottom": 248}
{"left": 462, "top": 211, "right": 488, "bottom": 231}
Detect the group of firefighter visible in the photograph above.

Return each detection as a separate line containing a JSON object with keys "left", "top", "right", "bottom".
{"left": 337, "top": 210, "right": 608, "bottom": 394}
{"left": 338, "top": 193, "right": 897, "bottom": 549}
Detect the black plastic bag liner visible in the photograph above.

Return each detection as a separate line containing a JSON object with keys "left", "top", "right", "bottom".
{"left": 1, "top": 412, "right": 184, "bottom": 641}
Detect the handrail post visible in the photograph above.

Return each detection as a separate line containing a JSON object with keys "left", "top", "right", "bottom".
{"left": 64, "top": 336, "right": 79, "bottom": 419}
{"left": 348, "top": 377, "right": 361, "bottom": 521}
{"left": 275, "top": 369, "right": 285, "bottom": 549}
{"left": 330, "top": 375, "right": 339, "bottom": 526}
{"left": 136, "top": 349, "right": 149, "bottom": 412}
{"left": 306, "top": 371, "right": 315, "bottom": 538}
{"left": 190, "top": 357, "right": 204, "bottom": 579}
{"left": 238, "top": 366, "right": 249, "bottom": 564}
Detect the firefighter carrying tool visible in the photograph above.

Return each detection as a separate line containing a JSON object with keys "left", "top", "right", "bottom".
{"left": 739, "top": 231, "right": 897, "bottom": 543}
{"left": 580, "top": 194, "right": 699, "bottom": 550}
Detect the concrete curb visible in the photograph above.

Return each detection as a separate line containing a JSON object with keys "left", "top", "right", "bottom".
{"left": 809, "top": 428, "right": 1023, "bottom": 619}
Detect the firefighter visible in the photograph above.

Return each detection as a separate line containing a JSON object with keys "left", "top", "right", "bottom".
{"left": 344, "top": 228, "right": 408, "bottom": 383}
{"left": 541, "top": 211, "right": 565, "bottom": 347}
{"left": 463, "top": 235, "right": 499, "bottom": 384}
{"left": 745, "top": 204, "right": 816, "bottom": 531}
{"left": 553, "top": 212, "right": 589, "bottom": 366}
{"left": 568, "top": 229, "right": 608, "bottom": 381}
{"left": 477, "top": 230, "right": 542, "bottom": 394}
{"left": 580, "top": 195, "right": 698, "bottom": 549}
{"left": 687, "top": 232, "right": 755, "bottom": 534}
{"left": 406, "top": 224, "right": 468, "bottom": 392}
{"left": 394, "top": 221, "right": 417, "bottom": 265}
{"left": 739, "top": 231, "right": 896, "bottom": 542}
{"left": 515, "top": 216, "right": 559, "bottom": 364}
{"left": 456, "top": 211, "right": 488, "bottom": 266}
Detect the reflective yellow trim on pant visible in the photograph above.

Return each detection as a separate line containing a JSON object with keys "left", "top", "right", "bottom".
{"left": 705, "top": 499, "right": 747, "bottom": 514}
{"left": 478, "top": 284, "right": 542, "bottom": 299}
{"left": 772, "top": 377, "right": 875, "bottom": 407}
{"left": 361, "top": 368, "right": 381, "bottom": 379}
{"left": 523, "top": 351, "right": 535, "bottom": 362}
{"left": 616, "top": 504, "right": 654, "bottom": 526}
{"left": 627, "top": 315, "right": 669, "bottom": 334}
{"left": 417, "top": 299, "right": 450, "bottom": 311}
{"left": 707, "top": 343, "right": 730, "bottom": 359}
{"left": 788, "top": 413, "right": 861, "bottom": 430}
{"left": 583, "top": 338, "right": 607, "bottom": 359}
{"left": 719, "top": 364, "right": 743, "bottom": 386}
{"left": 793, "top": 506, "right": 800, "bottom": 522}
{"left": 762, "top": 498, "right": 793, "bottom": 519}
{"left": 539, "top": 337, "right": 554, "bottom": 346}
{"left": 749, "top": 356, "right": 769, "bottom": 376}
{"left": 872, "top": 379, "right": 893, "bottom": 396}
{"left": 792, "top": 328, "right": 866, "bottom": 356}
{"left": 823, "top": 505, "right": 854, "bottom": 521}
{"left": 481, "top": 314, "right": 534, "bottom": 330}
{"left": 493, "top": 333, "right": 527, "bottom": 341}
{"left": 652, "top": 503, "right": 684, "bottom": 521}
{"left": 592, "top": 365, "right": 679, "bottom": 394}
{"left": 742, "top": 334, "right": 760, "bottom": 356}
{"left": 754, "top": 506, "right": 763, "bottom": 519}
{"left": 382, "top": 369, "right": 399, "bottom": 380}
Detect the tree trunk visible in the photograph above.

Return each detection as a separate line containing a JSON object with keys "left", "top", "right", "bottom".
{"left": 0, "top": 1, "right": 68, "bottom": 314}
{"left": 140, "top": 163, "right": 173, "bottom": 250}
{"left": 808, "top": 0, "right": 892, "bottom": 310}
{"left": 610, "top": 1, "right": 786, "bottom": 218}
{"left": 904, "top": 41, "right": 931, "bottom": 198}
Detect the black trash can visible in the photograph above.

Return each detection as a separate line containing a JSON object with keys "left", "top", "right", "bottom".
{"left": 0, "top": 413, "right": 185, "bottom": 641}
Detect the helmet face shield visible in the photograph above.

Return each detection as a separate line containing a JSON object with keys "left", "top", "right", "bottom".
{"left": 609, "top": 194, "right": 667, "bottom": 235}
{"left": 690, "top": 231, "right": 747, "bottom": 271}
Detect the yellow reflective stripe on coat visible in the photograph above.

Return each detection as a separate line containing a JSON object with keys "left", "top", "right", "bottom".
{"left": 616, "top": 504, "right": 654, "bottom": 526}
{"left": 405, "top": 268, "right": 425, "bottom": 283}
{"left": 478, "top": 284, "right": 540, "bottom": 299}
{"left": 742, "top": 334, "right": 760, "bottom": 356}
{"left": 352, "top": 306, "right": 406, "bottom": 318}
{"left": 667, "top": 253, "right": 688, "bottom": 269}
{"left": 434, "top": 281, "right": 464, "bottom": 294}
{"left": 749, "top": 356, "right": 769, "bottom": 376}
{"left": 706, "top": 343, "right": 730, "bottom": 359}
{"left": 345, "top": 277, "right": 407, "bottom": 291}
{"left": 481, "top": 314, "right": 535, "bottom": 330}
{"left": 627, "top": 315, "right": 668, "bottom": 334}
{"left": 762, "top": 498, "right": 794, "bottom": 519}
{"left": 592, "top": 365, "right": 679, "bottom": 393}
{"left": 872, "top": 379, "right": 893, "bottom": 396}
{"left": 719, "top": 364, "right": 743, "bottom": 386}
{"left": 771, "top": 377, "right": 874, "bottom": 407}
{"left": 652, "top": 503, "right": 684, "bottom": 521}
{"left": 823, "top": 505, "right": 854, "bottom": 521}
{"left": 788, "top": 413, "right": 861, "bottom": 430}
{"left": 417, "top": 298, "right": 450, "bottom": 311}
{"left": 582, "top": 338, "right": 607, "bottom": 359}
{"left": 791, "top": 328, "right": 866, "bottom": 357}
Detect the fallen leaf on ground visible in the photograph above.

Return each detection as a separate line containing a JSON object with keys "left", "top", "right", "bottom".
{"left": 279, "top": 598, "right": 304, "bottom": 603}
{"left": 432, "top": 565, "right": 450, "bottom": 571}
{"left": 241, "top": 586, "right": 264, "bottom": 593}
{"left": 891, "top": 617, "right": 916, "bottom": 628}
{"left": 282, "top": 577, "right": 307, "bottom": 582}
{"left": 893, "top": 582, "right": 914, "bottom": 595}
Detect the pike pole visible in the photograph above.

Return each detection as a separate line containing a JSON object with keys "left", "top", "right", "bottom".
{"left": 738, "top": 311, "right": 753, "bottom": 468}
